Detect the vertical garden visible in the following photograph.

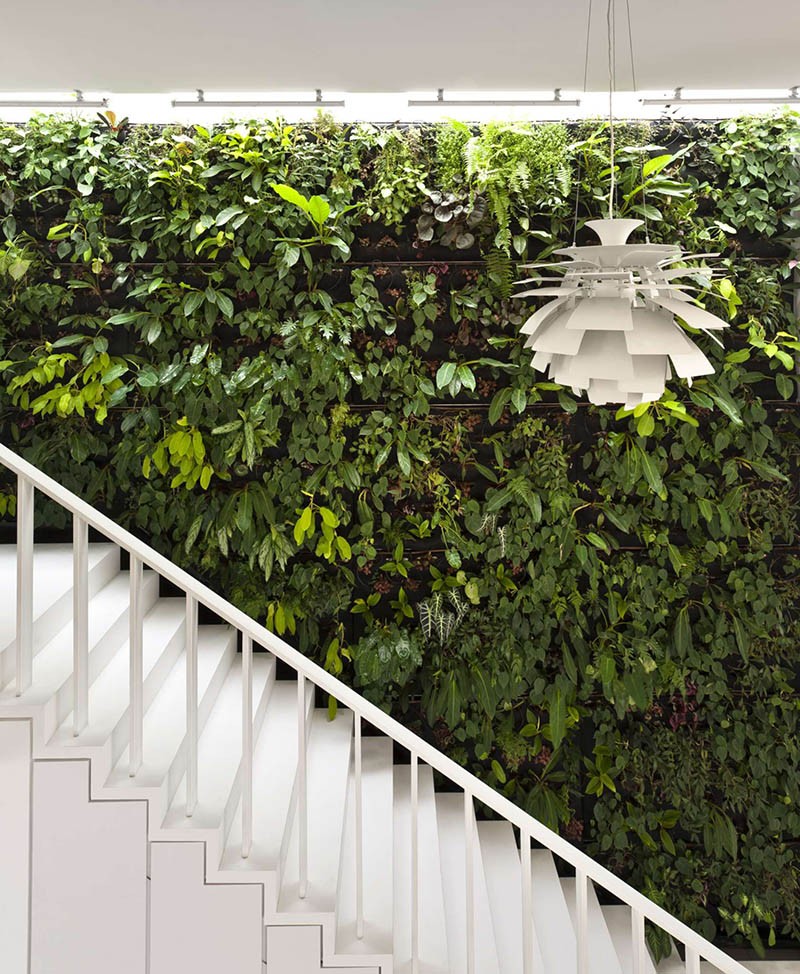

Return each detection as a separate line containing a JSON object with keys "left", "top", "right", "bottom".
{"left": 0, "top": 111, "right": 798, "bottom": 952}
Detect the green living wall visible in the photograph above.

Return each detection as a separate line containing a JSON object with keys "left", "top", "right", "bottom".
{"left": 0, "top": 112, "right": 799, "bottom": 952}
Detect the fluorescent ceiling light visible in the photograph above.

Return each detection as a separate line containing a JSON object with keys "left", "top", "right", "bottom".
{"left": 641, "top": 86, "right": 799, "bottom": 106}
{"left": 0, "top": 89, "right": 107, "bottom": 108}
{"left": 408, "top": 88, "right": 580, "bottom": 107}
{"left": 170, "top": 89, "right": 345, "bottom": 108}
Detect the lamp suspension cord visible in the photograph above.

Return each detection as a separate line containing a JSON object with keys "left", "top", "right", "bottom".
{"left": 625, "top": 0, "right": 649, "bottom": 242}
{"left": 607, "top": 0, "right": 616, "bottom": 219}
{"left": 573, "top": 0, "right": 594, "bottom": 244}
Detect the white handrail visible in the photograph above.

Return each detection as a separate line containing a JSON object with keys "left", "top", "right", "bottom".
{"left": 0, "top": 442, "right": 752, "bottom": 974}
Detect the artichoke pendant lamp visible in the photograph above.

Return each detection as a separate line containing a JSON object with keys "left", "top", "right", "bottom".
{"left": 514, "top": 0, "right": 729, "bottom": 409}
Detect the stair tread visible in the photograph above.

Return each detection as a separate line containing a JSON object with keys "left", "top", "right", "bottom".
{"left": 105, "top": 625, "right": 237, "bottom": 792}
{"left": 479, "top": 819, "right": 547, "bottom": 974}
{"left": 48, "top": 598, "right": 185, "bottom": 750}
{"left": 436, "top": 792, "right": 500, "bottom": 974}
{"left": 563, "top": 875, "right": 626, "bottom": 974}
{"left": 335, "top": 736, "right": 394, "bottom": 959}
{"left": 602, "top": 904, "right": 659, "bottom": 974}
{"left": 0, "top": 543, "right": 118, "bottom": 661}
{"left": 393, "top": 764, "right": 449, "bottom": 974}
{"left": 161, "top": 651, "right": 275, "bottom": 830}
{"left": 278, "top": 708, "right": 354, "bottom": 916}
{"left": 530, "top": 849, "right": 577, "bottom": 974}
{"left": 219, "top": 679, "right": 314, "bottom": 877}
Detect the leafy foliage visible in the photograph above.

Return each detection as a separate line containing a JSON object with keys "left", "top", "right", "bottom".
{"left": 0, "top": 111, "right": 798, "bottom": 954}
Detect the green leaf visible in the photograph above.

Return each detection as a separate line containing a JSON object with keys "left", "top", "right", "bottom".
{"left": 271, "top": 183, "right": 310, "bottom": 212}
{"left": 636, "top": 412, "right": 655, "bottom": 437}
{"left": 673, "top": 606, "right": 692, "bottom": 656}
{"left": 216, "top": 205, "right": 245, "bottom": 226}
{"left": 436, "top": 361, "right": 456, "bottom": 389}
{"left": 491, "top": 759, "right": 507, "bottom": 784}
{"left": 549, "top": 688, "right": 567, "bottom": 750}
{"left": 306, "top": 196, "right": 331, "bottom": 226}
{"left": 396, "top": 443, "right": 411, "bottom": 476}
{"left": 638, "top": 447, "right": 664, "bottom": 496}
{"left": 216, "top": 293, "right": 234, "bottom": 319}
{"left": 294, "top": 506, "right": 313, "bottom": 544}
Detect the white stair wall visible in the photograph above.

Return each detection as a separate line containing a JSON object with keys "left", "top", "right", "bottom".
{"left": 149, "top": 841, "right": 263, "bottom": 974}
{"left": 30, "top": 758, "right": 147, "bottom": 974}
{"left": 0, "top": 719, "right": 31, "bottom": 973}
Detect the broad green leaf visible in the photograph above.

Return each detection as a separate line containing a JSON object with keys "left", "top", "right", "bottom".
{"left": 271, "top": 183, "right": 310, "bottom": 212}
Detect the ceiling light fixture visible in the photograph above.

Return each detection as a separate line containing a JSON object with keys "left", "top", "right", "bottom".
{"left": 0, "top": 89, "right": 108, "bottom": 109}
{"left": 641, "top": 86, "right": 799, "bottom": 107}
{"left": 170, "top": 89, "right": 345, "bottom": 109}
{"left": 514, "top": 0, "right": 729, "bottom": 407}
{"left": 408, "top": 88, "right": 580, "bottom": 108}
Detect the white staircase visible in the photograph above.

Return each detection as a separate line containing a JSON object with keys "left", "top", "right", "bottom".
{"left": 0, "top": 444, "right": 752, "bottom": 974}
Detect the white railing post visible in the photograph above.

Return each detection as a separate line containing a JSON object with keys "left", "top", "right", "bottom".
{"left": 128, "top": 555, "right": 143, "bottom": 776}
{"left": 576, "top": 869, "right": 588, "bottom": 974}
{"left": 632, "top": 908, "right": 646, "bottom": 974}
{"left": 15, "top": 474, "right": 34, "bottom": 696}
{"left": 241, "top": 632, "right": 253, "bottom": 857}
{"left": 521, "top": 830, "right": 534, "bottom": 974}
{"left": 355, "top": 714, "right": 364, "bottom": 939}
{"left": 72, "top": 514, "right": 89, "bottom": 735}
{"left": 298, "top": 673, "right": 308, "bottom": 899}
{"left": 686, "top": 947, "right": 701, "bottom": 974}
{"left": 465, "top": 791, "right": 476, "bottom": 974}
{"left": 185, "top": 593, "right": 198, "bottom": 815}
{"left": 410, "top": 753, "right": 420, "bottom": 974}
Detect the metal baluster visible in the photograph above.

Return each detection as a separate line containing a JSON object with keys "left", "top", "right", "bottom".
{"left": 241, "top": 632, "right": 253, "bottom": 857}
{"left": 185, "top": 593, "right": 198, "bottom": 815}
{"left": 298, "top": 673, "right": 308, "bottom": 899}
{"left": 15, "top": 475, "right": 34, "bottom": 696}
{"left": 521, "top": 830, "right": 534, "bottom": 974}
{"left": 410, "top": 753, "right": 419, "bottom": 974}
{"left": 128, "top": 555, "right": 143, "bottom": 776}
{"left": 72, "top": 515, "right": 89, "bottom": 735}
{"left": 576, "top": 869, "right": 588, "bottom": 974}
{"left": 355, "top": 714, "right": 364, "bottom": 939}
{"left": 464, "top": 791, "right": 476, "bottom": 974}
{"left": 686, "top": 947, "right": 701, "bottom": 974}
{"left": 632, "top": 908, "right": 646, "bottom": 974}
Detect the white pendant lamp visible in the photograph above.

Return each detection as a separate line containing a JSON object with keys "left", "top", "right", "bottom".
{"left": 514, "top": 0, "right": 729, "bottom": 407}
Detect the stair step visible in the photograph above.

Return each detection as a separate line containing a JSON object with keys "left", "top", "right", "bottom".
{"left": 219, "top": 679, "right": 314, "bottom": 881}
{"left": 278, "top": 708, "right": 354, "bottom": 916}
{"left": 48, "top": 598, "right": 186, "bottom": 760}
{"left": 478, "top": 819, "right": 548, "bottom": 974}
{"left": 335, "top": 736, "right": 394, "bottom": 959}
{"left": 436, "top": 792, "right": 500, "bottom": 974}
{"left": 0, "top": 543, "right": 119, "bottom": 687}
{"left": 160, "top": 651, "right": 275, "bottom": 831}
{"left": 603, "top": 904, "right": 662, "bottom": 974}
{"left": 563, "top": 876, "right": 626, "bottom": 974}
{"left": 530, "top": 849, "right": 577, "bottom": 974}
{"left": 104, "top": 625, "right": 237, "bottom": 800}
{"left": 393, "top": 763, "right": 449, "bottom": 974}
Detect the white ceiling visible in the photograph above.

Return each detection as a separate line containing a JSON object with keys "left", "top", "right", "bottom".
{"left": 2, "top": 0, "right": 799, "bottom": 94}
